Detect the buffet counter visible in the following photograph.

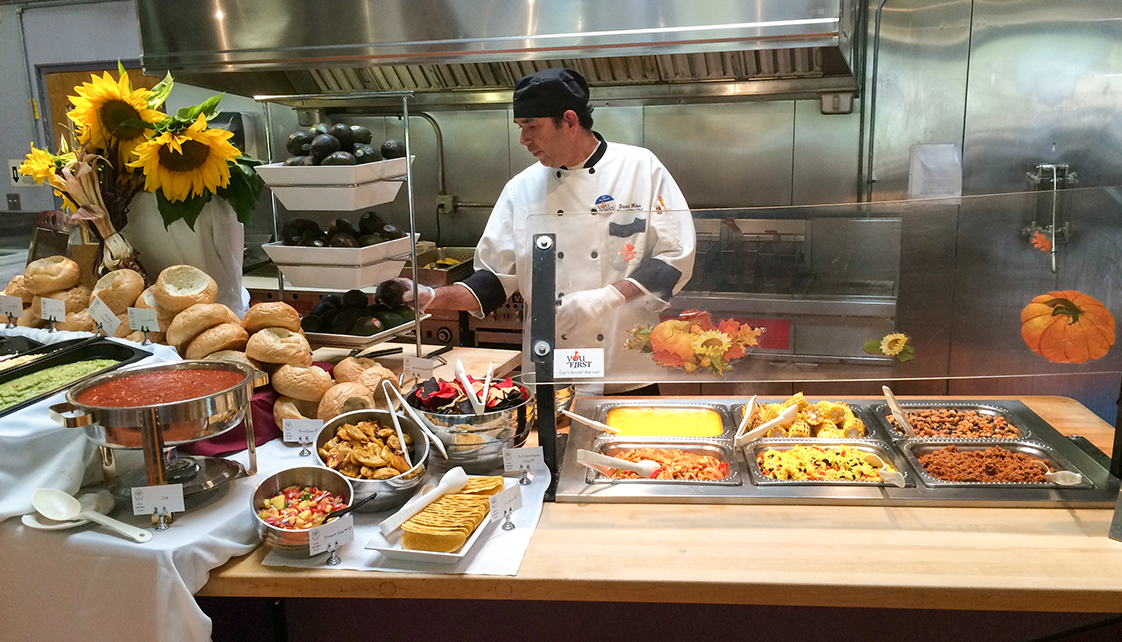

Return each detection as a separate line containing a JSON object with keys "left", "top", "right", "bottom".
{"left": 198, "top": 396, "right": 1122, "bottom": 614}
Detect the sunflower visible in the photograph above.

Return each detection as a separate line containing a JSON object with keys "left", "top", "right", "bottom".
{"left": 67, "top": 71, "right": 164, "bottom": 161}
{"left": 128, "top": 113, "right": 241, "bottom": 202}
{"left": 692, "top": 329, "right": 733, "bottom": 357}
{"left": 881, "top": 332, "right": 909, "bottom": 356}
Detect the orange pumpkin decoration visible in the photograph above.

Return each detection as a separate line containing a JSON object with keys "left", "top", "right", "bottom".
{"left": 1020, "top": 290, "right": 1115, "bottom": 364}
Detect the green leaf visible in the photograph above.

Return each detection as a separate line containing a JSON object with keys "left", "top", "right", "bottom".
{"left": 216, "top": 161, "right": 263, "bottom": 226}
{"left": 116, "top": 117, "right": 155, "bottom": 132}
{"left": 155, "top": 189, "right": 211, "bottom": 230}
{"left": 863, "top": 339, "right": 883, "bottom": 355}
{"left": 176, "top": 94, "right": 224, "bottom": 122}
{"left": 147, "top": 72, "right": 174, "bottom": 109}
{"left": 117, "top": 60, "right": 127, "bottom": 78}
{"left": 896, "top": 345, "right": 915, "bottom": 363}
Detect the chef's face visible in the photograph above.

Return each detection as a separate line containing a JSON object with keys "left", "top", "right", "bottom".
{"left": 515, "top": 114, "right": 574, "bottom": 168}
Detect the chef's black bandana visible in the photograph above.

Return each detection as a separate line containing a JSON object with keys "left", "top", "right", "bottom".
{"left": 513, "top": 68, "right": 590, "bottom": 120}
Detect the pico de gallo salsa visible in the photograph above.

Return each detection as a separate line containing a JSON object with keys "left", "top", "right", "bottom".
{"left": 257, "top": 485, "right": 347, "bottom": 530}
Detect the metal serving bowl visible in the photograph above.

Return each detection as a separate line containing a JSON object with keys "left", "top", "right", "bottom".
{"left": 50, "top": 360, "right": 260, "bottom": 449}
{"left": 408, "top": 385, "right": 534, "bottom": 473}
{"left": 251, "top": 466, "right": 354, "bottom": 555}
{"left": 313, "top": 409, "right": 430, "bottom": 513}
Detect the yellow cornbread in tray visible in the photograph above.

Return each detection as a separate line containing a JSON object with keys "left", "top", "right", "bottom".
{"left": 402, "top": 493, "right": 491, "bottom": 553}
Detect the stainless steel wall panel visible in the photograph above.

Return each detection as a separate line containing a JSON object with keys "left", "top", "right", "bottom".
{"left": 862, "top": 0, "right": 972, "bottom": 201}
{"left": 794, "top": 99, "right": 860, "bottom": 204}
{"left": 643, "top": 103, "right": 796, "bottom": 208}
{"left": 961, "top": 0, "right": 1122, "bottom": 193}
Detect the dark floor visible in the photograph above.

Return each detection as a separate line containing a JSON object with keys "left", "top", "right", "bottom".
{"left": 199, "top": 597, "right": 1122, "bottom": 642}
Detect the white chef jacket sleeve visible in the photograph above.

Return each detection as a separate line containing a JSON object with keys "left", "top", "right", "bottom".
{"left": 627, "top": 158, "right": 695, "bottom": 300}
{"left": 460, "top": 181, "right": 518, "bottom": 316}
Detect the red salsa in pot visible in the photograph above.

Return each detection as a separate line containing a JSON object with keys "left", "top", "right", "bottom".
{"left": 78, "top": 368, "right": 245, "bottom": 407}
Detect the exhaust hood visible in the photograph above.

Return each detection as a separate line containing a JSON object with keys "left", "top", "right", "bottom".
{"left": 137, "top": 0, "right": 861, "bottom": 109}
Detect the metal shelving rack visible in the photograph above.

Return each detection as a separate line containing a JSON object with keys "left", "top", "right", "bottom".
{"left": 254, "top": 90, "right": 423, "bottom": 355}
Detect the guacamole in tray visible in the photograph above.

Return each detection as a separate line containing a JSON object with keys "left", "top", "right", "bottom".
{"left": 0, "top": 359, "right": 117, "bottom": 410}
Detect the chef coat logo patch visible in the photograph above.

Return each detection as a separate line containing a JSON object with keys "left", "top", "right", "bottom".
{"left": 595, "top": 194, "right": 616, "bottom": 213}
{"left": 554, "top": 348, "right": 605, "bottom": 378}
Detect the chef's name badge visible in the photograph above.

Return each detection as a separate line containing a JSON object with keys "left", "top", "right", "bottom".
{"left": 553, "top": 348, "right": 604, "bottom": 378}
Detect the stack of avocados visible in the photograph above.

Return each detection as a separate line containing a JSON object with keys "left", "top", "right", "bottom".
{"left": 284, "top": 123, "right": 407, "bottom": 167}
{"left": 302, "top": 289, "right": 415, "bottom": 336}
{"left": 282, "top": 211, "right": 407, "bottom": 248}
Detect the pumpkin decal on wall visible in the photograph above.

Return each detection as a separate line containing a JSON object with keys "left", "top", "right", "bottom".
{"left": 1020, "top": 290, "right": 1115, "bottom": 364}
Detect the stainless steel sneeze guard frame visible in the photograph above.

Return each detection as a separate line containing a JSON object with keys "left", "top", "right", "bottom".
{"left": 555, "top": 398, "right": 1121, "bottom": 507}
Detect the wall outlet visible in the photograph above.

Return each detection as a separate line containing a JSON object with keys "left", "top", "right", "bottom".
{"left": 7, "top": 194, "right": 20, "bottom": 211}
{"left": 436, "top": 194, "right": 457, "bottom": 215}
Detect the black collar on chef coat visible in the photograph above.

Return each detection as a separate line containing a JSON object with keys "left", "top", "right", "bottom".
{"left": 556, "top": 131, "right": 606, "bottom": 177}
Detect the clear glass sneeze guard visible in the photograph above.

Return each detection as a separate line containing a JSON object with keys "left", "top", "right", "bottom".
{"left": 523, "top": 186, "right": 1122, "bottom": 387}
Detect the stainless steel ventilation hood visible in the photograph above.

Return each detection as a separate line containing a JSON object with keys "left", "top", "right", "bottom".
{"left": 137, "top": 0, "right": 862, "bottom": 110}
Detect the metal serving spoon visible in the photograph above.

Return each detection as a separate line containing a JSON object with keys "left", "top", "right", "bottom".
{"left": 322, "top": 492, "right": 379, "bottom": 524}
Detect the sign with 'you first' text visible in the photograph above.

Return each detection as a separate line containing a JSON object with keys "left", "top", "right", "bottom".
{"left": 553, "top": 348, "right": 604, "bottom": 378}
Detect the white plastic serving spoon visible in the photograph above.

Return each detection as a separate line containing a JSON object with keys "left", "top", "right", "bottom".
{"left": 863, "top": 453, "right": 906, "bottom": 488}
{"left": 480, "top": 361, "right": 494, "bottom": 412}
{"left": 379, "top": 466, "right": 469, "bottom": 535}
{"left": 734, "top": 404, "right": 798, "bottom": 449}
{"left": 882, "top": 385, "right": 917, "bottom": 438}
{"left": 31, "top": 488, "right": 152, "bottom": 543}
{"left": 560, "top": 408, "right": 621, "bottom": 435}
{"left": 576, "top": 449, "right": 661, "bottom": 479}
{"left": 733, "top": 395, "right": 758, "bottom": 445}
{"left": 1032, "top": 460, "right": 1083, "bottom": 486}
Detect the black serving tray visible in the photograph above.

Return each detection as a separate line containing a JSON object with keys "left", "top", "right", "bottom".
{"left": 0, "top": 336, "right": 42, "bottom": 356}
{"left": 0, "top": 338, "right": 151, "bottom": 417}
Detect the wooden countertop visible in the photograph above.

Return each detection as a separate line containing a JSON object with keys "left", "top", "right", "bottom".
{"left": 198, "top": 395, "right": 1122, "bottom": 612}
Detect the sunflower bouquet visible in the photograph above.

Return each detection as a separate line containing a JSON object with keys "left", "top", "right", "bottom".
{"left": 626, "top": 310, "right": 765, "bottom": 376}
{"left": 18, "top": 64, "right": 261, "bottom": 278}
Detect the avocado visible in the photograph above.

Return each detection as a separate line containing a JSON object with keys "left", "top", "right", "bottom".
{"left": 299, "top": 228, "right": 328, "bottom": 247}
{"left": 380, "top": 223, "right": 406, "bottom": 240}
{"left": 359, "top": 211, "right": 387, "bottom": 235}
{"left": 342, "top": 289, "right": 369, "bottom": 309}
{"left": 350, "top": 125, "right": 373, "bottom": 145}
{"left": 286, "top": 131, "right": 316, "bottom": 156}
{"left": 328, "top": 232, "right": 359, "bottom": 248}
{"left": 358, "top": 234, "right": 385, "bottom": 247}
{"left": 320, "top": 150, "right": 356, "bottom": 166}
{"left": 392, "top": 305, "right": 415, "bottom": 322}
{"left": 350, "top": 316, "right": 383, "bottom": 336}
{"left": 328, "top": 218, "right": 357, "bottom": 237}
{"left": 380, "top": 139, "right": 406, "bottom": 159}
{"left": 310, "top": 123, "right": 330, "bottom": 136}
{"left": 377, "top": 309, "right": 403, "bottom": 329}
{"left": 298, "top": 155, "right": 317, "bottom": 166}
{"left": 374, "top": 279, "right": 406, "bottom": 308}
{"left": 330, "top": 308, "right": 364, "bottom": 334}
{"left": 300, "top": 315, "right": 324, "bottom": 333}
{"left": 329, "top": 123, "right": 354, "bottom": 150}
{"left": 319, "top": 307, "right": 339, "bottom": 327}
{"left": 282, "top": 155, "right": 306, "bottom": 167}
{"left": 353, "top": 143, "right": 381, "bottom": 164}
{"left": 310, "top": 301, "right": 338, "bottom": 318}
{"left": 320, "top": 293, "right": 344, "bottom": 308}
{"left": 282, "top": 219, "right": 319, "bottom": 242}
{"left": 309, "top": 134, "right": 341, "bottom": 162}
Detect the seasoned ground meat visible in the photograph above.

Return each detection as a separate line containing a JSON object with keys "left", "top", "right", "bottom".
{"left": 887, "top": 408, "right": 1019, "bottom": 439}
{"left": 917, "top": 445, "right": 1051, "bottom": 483}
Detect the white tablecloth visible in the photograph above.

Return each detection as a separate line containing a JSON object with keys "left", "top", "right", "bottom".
{"left": 0, "top": 440, "right": 295, "bottom": 642}
{"left": 0, "top": 327, "right": 181, "bottom": 522}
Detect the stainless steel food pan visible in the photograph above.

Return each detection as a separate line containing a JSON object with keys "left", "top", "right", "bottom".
{"left": 870, "top": 402, "right": 1027, "bottom": 441}
{"left": 745, "top": 439, "right": 912, "bottom": 487}
{"left": 732, "top": 398, "right": 883, "bottom": 441}
{"left": 902, "top": 439, "right": 1092, "bottom": 489}
{"left": 585, "top": 439, "right": 740, "bottom": 485}
{"left": 592, "top": 400, "right": 734, "bottom": 439}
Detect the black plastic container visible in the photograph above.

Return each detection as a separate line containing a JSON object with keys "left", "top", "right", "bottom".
{"left": 0, "top": 336, "right": 43, "bottom": 356}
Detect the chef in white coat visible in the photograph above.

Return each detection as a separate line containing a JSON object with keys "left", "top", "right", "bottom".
{"left": 393, "top": 68, "right": 695, "bottom": 378}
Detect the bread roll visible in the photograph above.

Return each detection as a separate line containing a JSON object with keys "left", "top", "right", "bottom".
{"left": 153, "top": 265, "right": 217, "bottom": 313}
{"left": 34, "top": 284, "right": 91, "bottom": 315}
{"left": 56, "top": 310, "right": 97, "bottom": 333}
{"left": 273, "top": 395, "right": 320, "bottom": 427}
{"left": 333, "top": 356, "right": 378, "bottom": 383}
{"left": 317, "top": 382, "right": 375, "bottom": 421}
{"left": 167, "top": 303, "right": 240, "bottom": 354}
{"left": 271, "top": 364, "right": 332, "bottom": 402}
{"left": 134, "top": 286, "right": 176, "bottom": 332}
{"left": 18, "top": 303, "right": 42, "bottom": 328}
{"left": 3, "top": 275, "right": 33, "bottom": 304}
{"left": 112, "top": 313, "right": 131, "bottom": 338}
{"left": 185, "top": 323, "right": 248, "bottom": 360}
{"left": 92, "top": 269, "right": 144, "bottom": 315}
{"left": 242, "top": 302, "right": 301, "bottom": 334}
{"left": 24, "top": 256, "right": 80, "bottom": 294}
{"left": 245, "top": 327, "right": 312, "bottom": 365}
